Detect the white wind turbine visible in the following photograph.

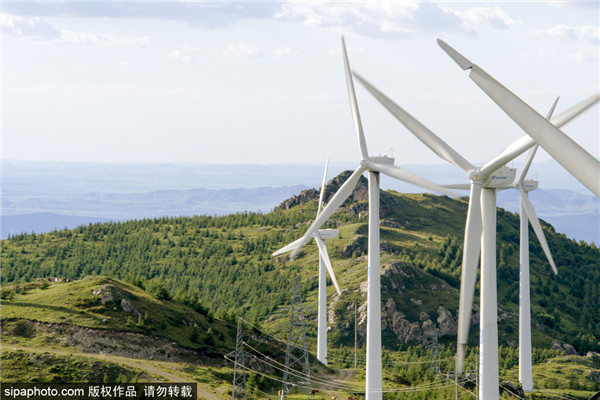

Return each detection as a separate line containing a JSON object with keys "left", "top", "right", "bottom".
{"left": 512, "top": 142, "right": 559, "bottom": 392}
{"left": 351, "top": 69, "right": 599, "bottom": 400}
{"left": 273, "top": 37, "right": 455, "bottom": 400}
{"left": 436, "top": 39, "right": 600, "bottom": 399}
{"left": 273, "top": 155, "right": 341, "bottom": 366}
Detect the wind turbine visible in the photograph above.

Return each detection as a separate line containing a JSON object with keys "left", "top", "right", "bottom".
{"left": 351, "top": 71, "right": 599, "bottom": 400}
{"left": 273, "top": 155, "right": 341, "bottom": 366}
{"left": 512, "top": 142, "right": 559, "bottom": 392}
{"left": 273, "top": 37, "right": 455, "bottom": 400}
{"left": 437, "top": 39, "right": 600, "bottom": 198}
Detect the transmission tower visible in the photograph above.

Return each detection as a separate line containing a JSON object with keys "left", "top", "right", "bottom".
{"left": 427, "top": 326, "right": 442, "bottom": 375}
{"left": 280, "top": 276, "right": 311, "bottom": 399}
{"left": 230, "top": 318, "right": 249, "bottom": 400}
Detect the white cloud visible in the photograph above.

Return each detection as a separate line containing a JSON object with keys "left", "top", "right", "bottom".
{"left": 274, "top": 1, "right": 422, "bottom": 38}
{"left": 165, "top": 45, "right": 202, "bottom": 63}
{"left": 59, "top": 30, "right": 151, "bottom": 47}
{"left": 535, "top": 24, "right": 599, "bottom": 44}
{"left": 274, "top": 46, "right": 297, "bottom": 58}
{"left": 565, "top": 51, "right": 599, "bottom": 63}
{"left": 533, "top": 48, "right": 598, "bottom": 64}
{"left": 1, "top": 13, "right": 59, "bottom": 38}
{"left": 221, "top": 43, "right": 263, "bottom": 58}
{"left": 275, "top": 1, "right": 520, "bottom": 38}
{"left": 446, "top": 6, "right": 521, "bottom": 31}
{"left": 2, "top": 13, "right": 151, "bottom": 47}
{"left": 2, "top": 2, "right": 281, "bottom": 28}
{"left": 166, "top": 49, "right": 192, "bottom": 63}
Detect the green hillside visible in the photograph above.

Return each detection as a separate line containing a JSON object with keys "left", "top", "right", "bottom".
{"left": 2, "top": 277, "right": 598, "bottom": 399}
{"left": 2, "top": 173, "right": 598, "bottom": 356}
{"left": 2, "top": 173, "right": 600, "bottom": 399}
{"left": 0, "top": 277, "right": 296, "bottom": 398}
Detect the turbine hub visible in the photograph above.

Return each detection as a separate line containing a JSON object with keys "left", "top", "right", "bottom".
{"left": 467, "top": 167, "right": 482, "bottom": 183}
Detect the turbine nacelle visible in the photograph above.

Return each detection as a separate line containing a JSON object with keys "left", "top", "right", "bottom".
{"left": 469, "top": 165, "right": 516, "bottom": 188}
{"left": 318, "top": 229, "right": 339, "bottom": 240}
{"left": 522, "top": 180, "right": 538, "bottom": 192}
{"left": 361, "top": 155, "right": 396, "bottom": 170}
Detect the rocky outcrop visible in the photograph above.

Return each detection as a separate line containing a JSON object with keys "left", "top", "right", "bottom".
{"left": 274, "top": 188, "right": 319, "bottom": 211}
{"left": 274, "top": 170, "right": 369, "bottom": 211}
{"left": 588, "top": 370, "right": 600, "bottom": 383}
{"left": 93, "top": 284, "right": 141, "bottom": 318}
{"left": 437, "top": 306, "right": 457, "bottom": 337}
{"left": 563, "top": 343, "right": 577, "bottom": 355}
{"left": 322, "top": 171, "right": 368, "bottom": 205}
{"left": 4, "top": 320, "right": 200, "bottom": 363}
{"left": 120, "top": 299, "right": 141, "bottom": 318}
{"left": 342, "top": 236, "right": 368, "bottom": 257}
{"left": 92, "top": 284, "right": 119, "bottom": 305}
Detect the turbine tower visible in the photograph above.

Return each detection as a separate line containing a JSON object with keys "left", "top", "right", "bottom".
{"left": 511, "top": 143, "right": 559, "bottom": 392}
{"left": 273, "top": 155, "right": 341, "bottom": 366}
{"left": 351, "top": 69, "right": 599, "bottom": 400}
{"left": 273, "top": 37, "right": 455, "bottom": 400}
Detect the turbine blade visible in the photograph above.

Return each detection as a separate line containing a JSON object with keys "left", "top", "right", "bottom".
{"left": 550, "top": 93, "right": 600, "bottom": 128}
{"left": 456, "top": 183, "right": 483, "bottom": 373}
{"left": 518, "top": 146, "right": 539, "bottom": 185}
{"left": 518, "top": 188, "right": 558, "bottom": 275}
{"left": 437, "top": 39, "right": 473, "bottom": 70}
{"left": 518, "top": 98, "right": 557, "bottom": 184}
{"left": 289, "top": 165, "right": 367, "bottom": 258}
{"left": 545, "top": 96, "right": 560, "bottom": 120}
{"left": 438, "top": 39, "right": 600, "bottom": 196}
{"left": 443, "top": 183, "right": 471, "bottom": 190}
{"left": 480, "top": 94, "right": 599, "bottom": 177}
{"left": 342, "top": 37, "right": 369, "bottom": 160}
{"left": 317, "top": 154, "right": 331, "bottom": 216}
{"left": 480, "top": 136, "right": 536, "bottom": 178}
{"left": 272, "top": 236, "right": 306, "bottom": 257}
{"left": 353, "top": 72, "right": 474, "bottom": 174}
{"left": 315, "top": 236, "right": 341, "bottom": 295}
{"left": 365, "top": 160, "right": 457, "bottom": 197}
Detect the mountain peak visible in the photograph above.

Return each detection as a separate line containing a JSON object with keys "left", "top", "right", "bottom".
{"left": 274, "top": 170, "right": 368, "bottom": 211}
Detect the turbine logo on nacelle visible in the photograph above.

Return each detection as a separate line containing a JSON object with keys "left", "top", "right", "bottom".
{"left": 485, "top": 166, "right": 516, "bottom": 188}
{"left": 523, "top": 180, "right": 538, "bottom": 192}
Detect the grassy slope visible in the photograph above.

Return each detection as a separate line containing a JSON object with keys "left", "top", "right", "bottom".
{"left": 1, "top": 276, "right": 235, "bottom": 354}
{"left": 1, "top": 276, "right": 599, "bottom": 398}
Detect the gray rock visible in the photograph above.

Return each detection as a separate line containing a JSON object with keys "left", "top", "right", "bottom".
{"left": 552, "top": 341, "right": 563, "bottom": 351}
{"left": 342, "top": 236, "right": 368, "bottom": 257}
{"left": 422, "top": 319, "right": 435, "bottom": 342}
{"left": 437, "top": 306, "right": 457, "bottom": 336}
{"left": 563, "top": 343, "right": 577, "bottom": 355}
{"left": 120, "top": 298, "right": 140, "bottom": 318}
{"left": 588, "top": 370, "right": 600, "bottom": 383}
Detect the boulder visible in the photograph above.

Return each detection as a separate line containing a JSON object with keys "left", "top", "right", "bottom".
{"left": 563, "top": 343, "right": 577, "bottom": 355}
{"left": 437, "top": 306, "right": 457, "bottom": 336}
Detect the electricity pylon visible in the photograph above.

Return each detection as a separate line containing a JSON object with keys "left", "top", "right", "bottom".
{"left": 280, "top": 276, "right": 311, "bottom": 399}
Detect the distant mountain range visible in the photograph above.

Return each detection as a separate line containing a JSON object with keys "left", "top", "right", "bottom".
{"left": 2, "top": 159, "right": 598, "bottom": 243}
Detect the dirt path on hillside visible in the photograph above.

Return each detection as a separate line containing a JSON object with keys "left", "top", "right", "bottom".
{"left": 4, "top": 345, "right": 221, "bottom": 400}
{"left": 317, "top": 368, "right": 360, "bottom": 400}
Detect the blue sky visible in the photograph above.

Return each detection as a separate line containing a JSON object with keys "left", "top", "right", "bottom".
{"left": 2, "top": 1, "right": 598, "bottom": 168}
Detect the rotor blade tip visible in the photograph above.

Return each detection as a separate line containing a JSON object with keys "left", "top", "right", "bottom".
{"left": 437, "top": 39, "right": 473, "bottom": 71}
